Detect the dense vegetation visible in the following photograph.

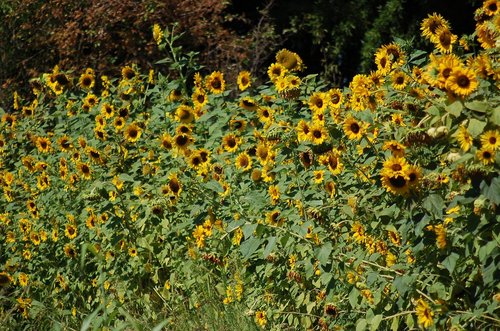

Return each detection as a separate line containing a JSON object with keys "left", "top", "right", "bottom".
{"left": 0, "top": 1, "right": 499, "bottom": 330}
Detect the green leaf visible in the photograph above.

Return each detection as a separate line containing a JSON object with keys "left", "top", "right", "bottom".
{"left": 370, "top": 315, "right": 383, "bottom": 331}
{"left": 391, "top": 316, "right": 399, "bottom": 331}
{"left": 356, "top": 319, "right": 367, "bottom": 331}
{"left": 263, "top": 236, "right": 277, "bottom": 258}
{"left": 240, "top": 237, "right": 261, "bottom": 259}
{"left": 316, "top": 242, "right": 332, "bottom": 265}
{"left": 446, "top": 101, "right": 463, "bottom": 117}
{"left": 442, "top": 252, "right": 460, "bottom": 274}
{"left": 349, "top": 288, "right": 359, "bottom": 308}
{"left": 465, "top": 101, "right": 489, "bottom": 113}
{"left": 422, "top": 194, "right": 444, "bottom": 218}
{"left": 480, "top": 177, "right": 500, "bottom": 205}
{"left": 467, "top": 119, "right": 487, "bottom": 138}
{"left": 491, "top": 106, "right": 500, "bottom": 126}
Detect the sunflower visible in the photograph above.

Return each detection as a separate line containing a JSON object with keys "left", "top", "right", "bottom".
{"left": 37, "top": 172, "right": 50, "bottom": 190}
{"left": 222, "top": 133, "right": 242, "bottom": 153}
{"left": 381, "top": 43, "right": 406, "bottom": 68}
{"left": 167, "top": 173, "right": 182, "bottom": 197}
{"left": 230, "top": 118, "right": 247, "bottom": 132}
{"left": 175, "top": 104, "right": 195, "bottom": 123}
{"left": 476, "top": 147, "right": 496, "bottom": 165}
{"left": 446, "top": 67, "right": 478, "bottom": 97}
{"left": 169, "top": 89, "right": 183, "bottom": 102}
{"left": 205, "top": 71, "right": 225, "bottom": 94}
{"left": 65, "top": 224, "right": 77, "bottom": 239}
{"left": 319, "top": 151, "right": 344, "bottom": 175}
{"left": 415, "top": 298, "right": 434, "bottom": 329}
{"left": 433, "top": 26, "right": 457, "bottom": 53}
{"left": 79, "top": 72, "right": 95, "bottom": 90}
{"left": 480, "top": 130, "right": 500, "bottom": 150}
{"left": 267, "top": 63, "right": 287, "bottom": 81}
{"left": 381, "top": 172, "right": 410, "bottom": 195}
{"left": 476, "top": 22, "right": 497, "bottom": 49}
{"left": 113, "top": 117, "right": 126, "bottom": 131}
{"left": 296, "top": 120, "right": 311, "bottom": 142}
{"left": 237, "top": 71, "right": 252, "bottom": 91}
{"left": 309, "top": 121, "right": 329, "bottom": 145}
{"left": 0, "top": 272, "right": 12, "bottom": 287}
{"left": 77, "top": 162, "right": 92, "bottom": 180}
{"left": 421, "top": 13, "right": 449, "bottom": 41}
{"left": 391, "top": 113, "right": 405, "bottom": 126}
{"left": 382, "top": 140, "right": 406, "bottom": 157}
{"left": 173, "top": 133, "right": 193, "bottom": 153}
{"left": 84, "top": 93, "right": 99, "bottom": 108}
{"left": 455, "top": 125, "right": 473, "bottom": 151}
{"left": 276, "top": 48, "right": 303, "bottom": 71}
{"left": 121, "top": 65, "right": 137, "bottom": 81}
{"left": 391, "top": 70, "right": 409, "bottom": 90}
{"left": 30, "top": 232, "right": 40, "bottom": 245}
{"left": 239, "top": 97, "right": 258, "bottom": 111}
{"left": 36, "top": 136, "right": 51, "bottom": 153}
{"left": 374, "top": 50, "right": 392, "bottom": 75}
{"left": 328, "top": 88, "right": 343, "bottom": 110}
{"left": 406, "top": 164, "right": 422, "bottom": 188}
{"left": 343, "top": 116, "right": 365, "bottom": 140}
{"left": 124, "top": 123, "right": 142, "bottom": 143}
{"left": 268, "top": 184, "right": 280, "bottom": 204}
{"left": 381, "top": 156, "right": 410, "bottom": 176}
{"left": 483, "top": 0, "right": 499, "bottom": 16}
{"left": 265, "top": 210, "right": 283, "bottom": 226}
{"left": 57, "top": 135, "right": 73, "bottom": 152}
{"left": 255, "top": 142, "right": 273, "bottom": 165}
{"left": 64, "top": 244, "right": 77, "bottom": 258}
{"left": 100, "top": 103, "right": 115, "bottom": 119}
{"left": 192, "top": 88, "right": 208, "bottom": 108}
{"left": 159, "top": 133, "right": 173, "bottom": 150}
{"left": 274, "top": 76, "right": 289, "bottom": 94}
{"left": 309, "top": 92, "right": 329, "bottom": 113}
{"left": 257, "top": 107, "right": 274, "bottom": 124}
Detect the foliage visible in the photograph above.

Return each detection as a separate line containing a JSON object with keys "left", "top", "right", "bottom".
{"left": 0, "top": 2, "right": 499, "bottom": 330}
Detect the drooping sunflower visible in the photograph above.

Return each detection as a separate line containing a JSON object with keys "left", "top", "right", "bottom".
{"left": 421, "top": 13, "right": 449, "bottom": 41}
{"left": 381, "top": 43, "right": 406, "bottom": 68}
{"left": 382, "top": 140, "right": 406, "bottom": 157}
{"left": 237, "top": 71, "right": 252, "bottom": 91}
{"left": 255, "top": 142, "right": 272, "bottom": 165}
{"left": 343, "top": 116, "right": 365, "bottom": 140}
{"left": 319, "top": 151, "right": 344, "bottom": 175}
{"left": 64, "top": 244, "right": 77, "bottom": 258}
{"left": 239, "top": 97, "right": 258, "bottom": 111}
{"left": 446, "top": 67, "right": 478, "bottom": 97}
{"left": 167, "top": 173, "right": 182, "bottom": 197}
{"left": 169, "top": 89, "right": 183, "bottom": 102}
{"left": 476, "top": 22, "right": 497, "bottom": 49}
{"left": 124, "top": 123, "right": 142, "bottom": 143}
{"left": 265, "top": 210, "right": 283, "bottom": 226}
{"left": 480, "top": 130, "right": 500, "bottom": 150}
{"left": 235, "top": 152, "right": 252, "bottom": 171}
{"left": 222, "top": 133, "right": 242, "bottom": 153}
{"left": 205, "top": 71, "right": 225, "bottom": 94}
{"left": 308, "top": 121, "right": 329, "bottom": 145}
{"left": 276, "top": 48, "right": 303, "bottom": 71}
{"left": 160, "top": 133, "right": 173, "bottom": 150}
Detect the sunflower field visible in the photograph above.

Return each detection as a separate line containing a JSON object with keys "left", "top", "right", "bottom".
{"left": 0, "top": 2, "right": 499, "bottom": 330}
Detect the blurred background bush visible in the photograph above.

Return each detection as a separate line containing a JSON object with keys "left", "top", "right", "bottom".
{"left": 0, "top": 0, "right": 477, "bottom": 107}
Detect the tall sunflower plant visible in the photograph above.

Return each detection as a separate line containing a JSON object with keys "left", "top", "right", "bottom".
{"left": 0, "top": 2, "right": 498, "bottom": 330}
